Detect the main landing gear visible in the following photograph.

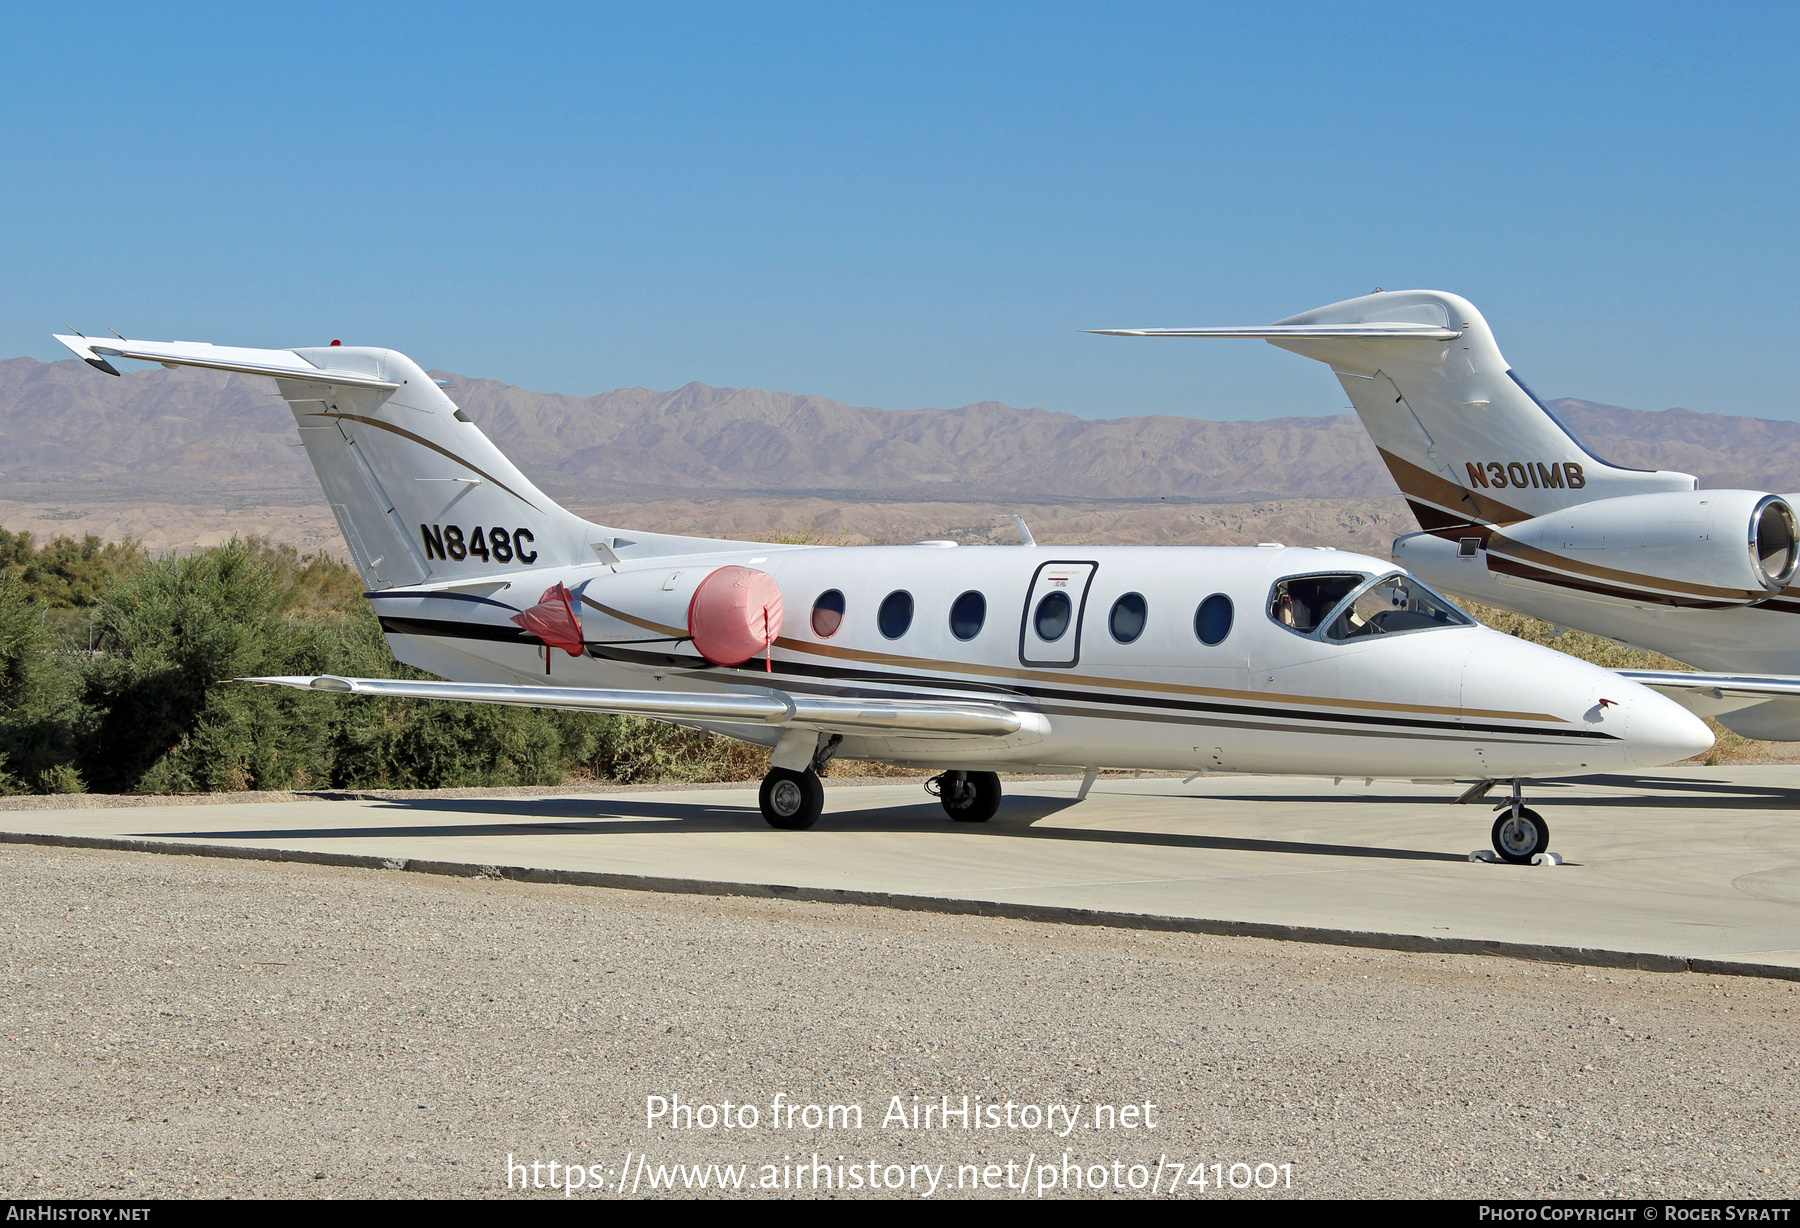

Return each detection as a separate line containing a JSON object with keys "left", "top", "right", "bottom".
{"left": 758, "top": 767, "right": 824, "bottom": 830}
{"left": 927, "top": 770, "right": 1003, "bottom": 822}
{"left": 758, "top": 766, "right": 1004, "bottom": 829}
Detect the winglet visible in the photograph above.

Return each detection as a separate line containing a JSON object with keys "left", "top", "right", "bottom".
{"left": 54, "top": 334, "right": 122, "bottom": 376}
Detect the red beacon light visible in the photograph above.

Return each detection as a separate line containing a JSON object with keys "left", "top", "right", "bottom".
{"left": 329, "top": 339, "right": 341, "bottom": 346}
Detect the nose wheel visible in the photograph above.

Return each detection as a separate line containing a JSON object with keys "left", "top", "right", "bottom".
{"left": 1491, "top": 806, "right": 1550, "bottom": 864}
{"left": 759, "top": 767, "right": 824, "bottom": 830}
{"left": 1489, "top": 779, "right": 1551, "bottom": 864}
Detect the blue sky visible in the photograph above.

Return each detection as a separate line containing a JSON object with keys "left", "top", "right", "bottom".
{"left": 3, "top": 2, "right": 1795, "bottom": 421}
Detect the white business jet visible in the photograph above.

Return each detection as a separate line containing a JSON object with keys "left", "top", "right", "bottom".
{"left": 1094, "top": 291, "right": 1800, "bottom": 742}
{"left": 55, "top": 330, "right": 1711, "bottom": 862}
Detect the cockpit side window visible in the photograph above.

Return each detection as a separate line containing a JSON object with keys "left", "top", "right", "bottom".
{"left": 1268, "top": 573, "right": 1365, "bottom": 636}
{"left": 1326, "top": 574, "right": 1474, "bottom": 640}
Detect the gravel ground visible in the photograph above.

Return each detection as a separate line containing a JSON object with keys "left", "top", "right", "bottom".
{"left": 1, "top": 844, "right": 1795, "bottom": 1200}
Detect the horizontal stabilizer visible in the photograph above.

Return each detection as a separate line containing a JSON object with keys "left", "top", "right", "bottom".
{"left": 244, "top": 675, "right": 1027, "bottom": 737}
{"left": 1088, "top": 323, "right": 1462, "bottom": 340}
{"left": 53, "top": 335, "right": 398, "bottom": 390}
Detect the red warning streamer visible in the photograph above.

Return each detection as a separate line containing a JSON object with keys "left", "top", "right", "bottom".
{"left": 511, "top": 582, "right": 585, "bottom": 674}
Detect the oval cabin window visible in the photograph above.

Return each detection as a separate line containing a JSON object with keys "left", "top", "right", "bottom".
{"left": 949, "top": 590, "right": 986, "bottom": 640}
{"left": 1195, "top": 593, "right": 1234, "bottom": 646}
{"left": 1033, "top": 590, "right": 1073, "bottom": 642}
{"left": 878, "top": 590, "right": 915, "bottom": 639}
{"left": 1109, "top": 593, "right": 1147, "bottom": 644}
{"left": 811, "top": 589, "right": 846, "bottom": 638}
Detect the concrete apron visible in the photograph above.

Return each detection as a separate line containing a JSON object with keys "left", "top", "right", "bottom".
{"left": 5, "top": 766, "right": 1800, "bottom": 981}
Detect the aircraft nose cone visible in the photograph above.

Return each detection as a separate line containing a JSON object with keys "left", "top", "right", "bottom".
{"left": 1622, "top": 688, "right": 1715, "bottom": 767}
{"left": 1459, "top": 631, "right": 1712, "bottom": 776}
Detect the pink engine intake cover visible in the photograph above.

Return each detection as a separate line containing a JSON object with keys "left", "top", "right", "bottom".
{"left": 687, "top": 566, "right": 785, "bottom": 667}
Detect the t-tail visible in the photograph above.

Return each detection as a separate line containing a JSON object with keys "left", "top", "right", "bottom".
{"left": 53, "top": 334, "right": 737, "bottom": 587}
{"left": 1092, "top": 290, "right": 1696, "bottom": 531}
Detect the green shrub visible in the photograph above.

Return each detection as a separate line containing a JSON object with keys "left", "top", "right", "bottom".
{"left": 0, "top": 528, "right": 147, "bottom": 610}
{"left": 0, "top": 572, "right": 89, "bottom": 790}
{"left": 4, "top": 533, "right": 887, "bottom": 794}
{"left": 37, "top": 763, "right": 86, "bottom": 794}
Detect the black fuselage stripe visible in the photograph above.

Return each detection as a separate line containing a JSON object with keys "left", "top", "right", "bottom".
{"left": 368, "top": 591, "right": 522, "bottom": 613}
{"left": 381, "top": 615, "right": 535, "bottom": 643}
{"left": 377, "top": 616, "right": 1612, "bottom": 742}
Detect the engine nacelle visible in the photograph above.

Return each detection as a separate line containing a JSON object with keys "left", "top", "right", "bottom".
{"left": 1488, "top": 489, "right": 1798, "bottom": 604}
{"left": 573, "top": 562, "right": 787, "bottom": 670}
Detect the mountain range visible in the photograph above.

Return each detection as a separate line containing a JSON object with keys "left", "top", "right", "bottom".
{"left": 5, "top": 355, "right": 1800, "bottom": 505}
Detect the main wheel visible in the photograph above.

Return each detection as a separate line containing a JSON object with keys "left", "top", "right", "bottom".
{"left": 939, "top": 770, "right": 1002, "bottom": 822}
{"left": 759, "top": 767, "right": 824, "bottom": 830}
{"left": 1491, "top": 807, "right": 1550, "bottom": 864}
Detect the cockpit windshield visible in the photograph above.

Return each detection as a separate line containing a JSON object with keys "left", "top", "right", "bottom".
{"left": 1325, "top": 574, "right": 1473, "bottom": 640}
{"left": 1268, "top": 573, "right": 1365, "bottom": 635}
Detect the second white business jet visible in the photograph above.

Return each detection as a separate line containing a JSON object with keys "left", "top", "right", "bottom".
{"left": 1095, "top": 290, "right": 1800, "bottom": 742}
{"left": 54, "top": 330, "right": 1712, "bottom": 862}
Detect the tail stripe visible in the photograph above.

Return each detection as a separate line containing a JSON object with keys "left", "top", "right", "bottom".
{"left": 1379, "top": 448, "right": 1531, "bottom": 527}
{"left": 307, "top": 411, "right": 541, "bottom": 512}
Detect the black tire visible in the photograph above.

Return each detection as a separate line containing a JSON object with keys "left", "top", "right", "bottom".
{"left": 1491, "top": 807, "right": 1550, "bottom": 864}
{"left": 939, "top": 770, "right": 1002, "bottom": 823}
{"left": 759, "top": 768, "right": 824, "bottom": 830}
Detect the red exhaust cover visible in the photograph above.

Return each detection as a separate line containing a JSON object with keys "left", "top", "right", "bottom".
{"left": 512, "top": 582, "right": 586, "bottom": 659}
{"left": 688, "top": 566, "right": 784, "bottom": 668}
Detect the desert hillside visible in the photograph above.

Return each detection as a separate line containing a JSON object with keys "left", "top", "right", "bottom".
{"left": 4, "top": 355, "right": 1797, "bottom": 555}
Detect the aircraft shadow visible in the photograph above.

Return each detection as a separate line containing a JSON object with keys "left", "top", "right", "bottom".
{"left": 1552, "top": 773, "right": 1800, "bottom": 804}
{"left": 141, "top": 791, "right": 1468, "bottom": 864}
{"left": 1181, "top": 774, "right": 1800, "bottom": 813}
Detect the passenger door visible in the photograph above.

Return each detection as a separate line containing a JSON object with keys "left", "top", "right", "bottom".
{"left": 1019, "top": 561, "right": 1098, "bottom": 667}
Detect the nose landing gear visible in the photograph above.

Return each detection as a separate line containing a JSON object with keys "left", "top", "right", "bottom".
{"left": 1491, "top": 806, "right": 1550, "bottom": 864}
{"left": 1489, "top": 779, "right": 1550, "bottom": 864}
{"left": 1457, "top": 778, "right": 1555, "bottom": 863}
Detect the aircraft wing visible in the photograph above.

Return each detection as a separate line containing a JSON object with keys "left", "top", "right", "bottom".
{"left": 243, "top": 675, "right": 1028, "bottom": 737}
{"left": 1615, "top": 670, "right": 1800, "bottom": 717}
{"left": 53, "top": 334, "right": 399, "bottom": 390}
{"left": 1087, "top": 323, "right": 1462, "bottom": 340}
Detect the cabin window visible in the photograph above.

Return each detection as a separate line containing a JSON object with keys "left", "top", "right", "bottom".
{"left": 1325, "top": 574, "right": 1474, "bottom": 640}
{"left": 1267, "top": 573, "right": 1365, "bottom": 636}
{"left": 1033, "top": 590, "right": 1073, "bottom": 642}
{"left": 878, "top": 590, "right": 915, "bottom": 639}
{"left": 1109, "top": 593, "right": 1147, "bottom": 644}
{"left": 950, "top": 590, "right": 987, "bottom": 640}
{"left": 811, "top": 589, "right": 846, "bottom": 638}
{"left": 1194, "top": 593, "right": 1233, "bottom": 645}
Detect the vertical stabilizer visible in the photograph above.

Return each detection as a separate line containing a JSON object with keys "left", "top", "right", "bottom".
{"left": 274, "top": 346, "right": 600, "bottom": 587}
{"left": 51, "top": 334, "right": 748, "bottom": 587}
{"left": 1271, "top": 291, "right": 1695, "bottom": 530}
{"left": 1093, "top": 291, "right": 1697, "bottom": 530}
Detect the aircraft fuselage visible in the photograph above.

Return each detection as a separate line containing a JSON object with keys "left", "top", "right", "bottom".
{"left": 371, "top": 541, "right": 1703, "bottom": 780}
